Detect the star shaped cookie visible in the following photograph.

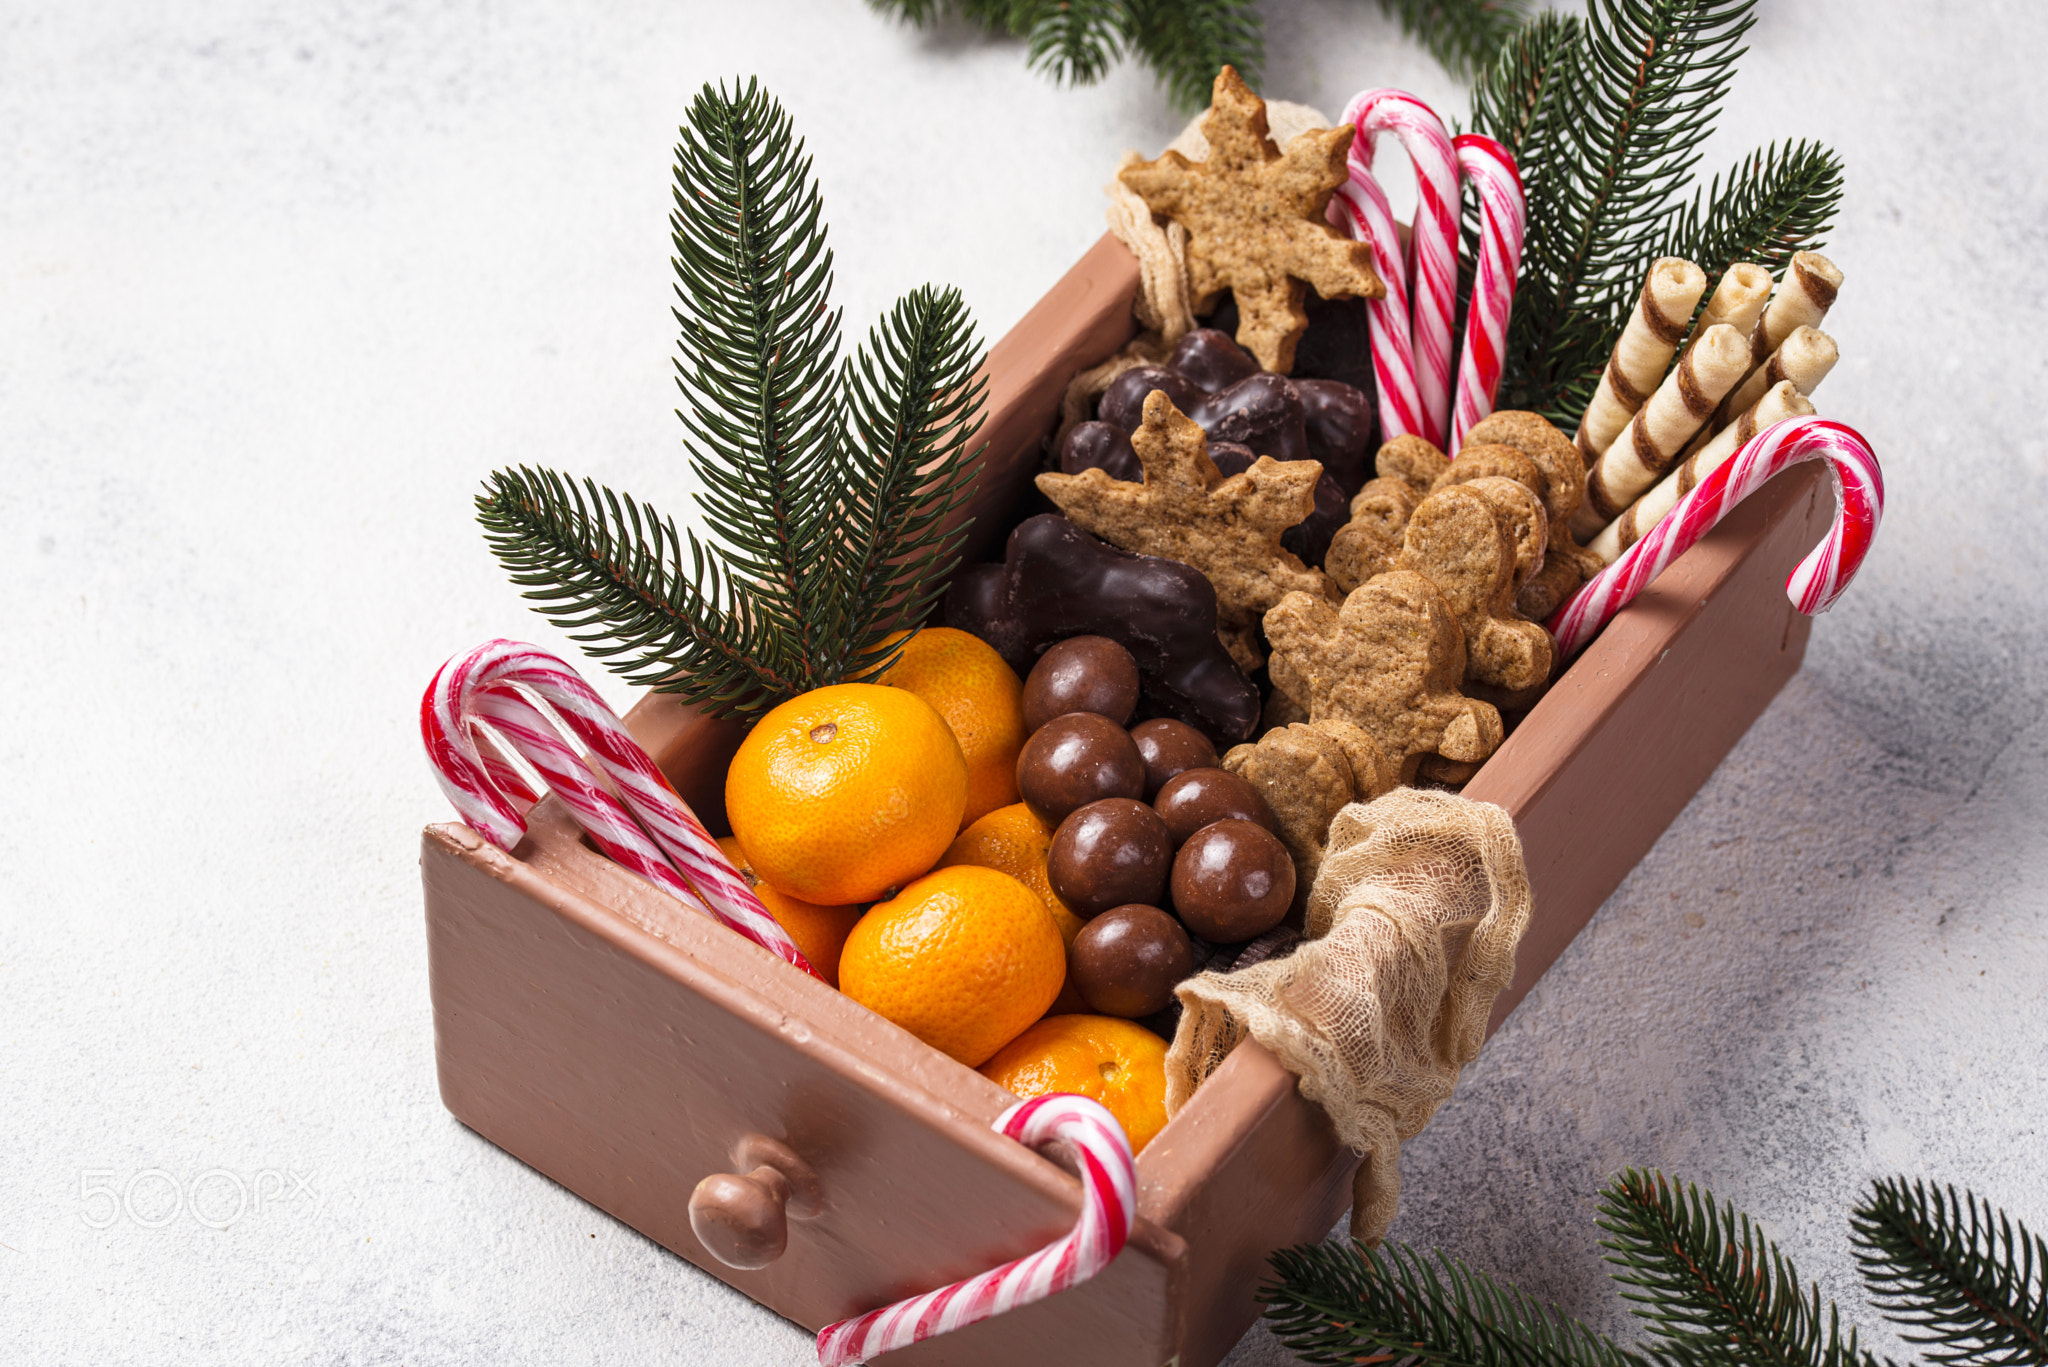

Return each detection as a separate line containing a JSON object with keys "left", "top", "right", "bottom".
{"left": 1120, "top": 66, "right": 1384, "bottom": 374}
{"left": 1036, "top": 389, "right": 1332, "bottom": 671}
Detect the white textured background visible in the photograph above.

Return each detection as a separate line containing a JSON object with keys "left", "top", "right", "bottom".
{"left": 2, "top": 1, "right": 2043, "bottom": 1362}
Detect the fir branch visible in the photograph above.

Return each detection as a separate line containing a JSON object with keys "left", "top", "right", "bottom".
{"left": 1658, "top": 139, "right": 1845, "bottom": 282}
{"left": 1123, "top": 0, "right": 1264, "bottom": 113}
{"left": 1263, "top": 1237, "right": 1646, "bottom": 1367}
{"left": 1474, "top": 0, "right": 1765, "bottom": 424}
{"left": 1374, "top": 0, "right": 1534, "bottom": 80}
{"left": 1598, "top": 1169, "right": 1886, "bottom": 1367}
{"left": 477, "top": 79, "right": 986, "bottom": 721}
{"left": 831, "top": 284, "right": 987, "bottom": 683}
{"left": 1015, "top": 0, "right": 1129, "bottom": 86}
{"left": 1851, "top": 1177, "right": 2048, "bottom": 1366}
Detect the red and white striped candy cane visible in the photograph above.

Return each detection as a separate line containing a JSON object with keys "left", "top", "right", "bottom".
{"left": 421, "top": 639, "right": 820, "bottom": 979}
{"left": 1329, "top": 175, "right": 1429, "bottom": 444}
{"left": 814, "top": 1094, "right": 1136, "bottom": 1367}
{"left": 1546, "top": 417, "right": 1885, "bottom": 659}
{"left": 1448, "top": 135, "right": 1525, "bottom": 455}
{"left": 1344, "top": 89, "right": 1459, "bottom": 449}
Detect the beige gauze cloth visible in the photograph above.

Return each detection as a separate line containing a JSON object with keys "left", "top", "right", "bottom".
{"left": 1165, "top": 787, "right": 1532, "bottom": 1244}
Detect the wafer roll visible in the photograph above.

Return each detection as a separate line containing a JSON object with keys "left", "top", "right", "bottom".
{"left": 1573, "top": 258, "right": 1707, "bottom": 461}
{"left": 1572, "top": 322, "right": 1749, "bottom": 536}
{"left": 1588, "top": 380, "right": 1816, "bottom": 563}
{"left": 1683, "top": 262, "right": 1772, "bottom": 359}
{"left": 1749, "top": 251, "right": 1842, "bottom": 365}
{"left": 1714, "top": 324, "right": 1839, "bottom": 432}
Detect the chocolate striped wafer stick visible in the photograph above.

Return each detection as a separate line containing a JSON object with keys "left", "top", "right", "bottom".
{"left": 1749, "top": 250, "right": 1842, "bottom": 365}
{"left": 1682, "top": 262, "right": 1772, "bottom": 360}
{"left": 1571, "top": 322, "right": 1750, "bottom": 537}
{"left": 1574, "top": 258, "right": 1707, "bottom": 462}
{"left": 1587, "top": 380, "right": 1816, "bottom": 563}
{"left": 1679, "top": 323, "right": 1840, "bottom": 464}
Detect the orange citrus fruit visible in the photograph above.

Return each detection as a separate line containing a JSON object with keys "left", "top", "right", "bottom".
{"left": 726, "top": 683, "right": 967, "bottom": 906}
{"left": 938, "top": 802, "right": 1086, "bottom": 947}
{"left": 716, "top": 836, "right": 863, "bottom": 988}
{"left": 838, "top": 865, "right": 1066, "bottom": 1067}
{"left": 873, "top": 628, "right": 1026, "bottom": 829}
{"left": 978, "top": 1014, "right": 1170, "bottom": 1153}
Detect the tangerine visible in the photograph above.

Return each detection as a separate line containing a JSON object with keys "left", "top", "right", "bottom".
{"left": 725, "top": 683, "right": 966, "bottom": 906}
{"left": 938, "top": 802, "right": 1086, "bottom": 947}
{"left": 977, "top": 1014, "right": 1170, "bottom": 1153}
{"left": 716, "top": 836, "right": 863, "bottom": 988}
{"left": 838, "top": 865, "right": 1066, "bottom": 1067}
{"left": 874, "top": 628, "right": 1027, "bottom": 829}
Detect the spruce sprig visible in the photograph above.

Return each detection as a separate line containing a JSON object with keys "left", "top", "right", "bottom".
{"left": 476, "top": 79, "right": 985, "bottom": 720}
{"left": 1599, "top": 1169, "right": 1886, "bottom": 1367}
{"left": 864, "top": 0, "right": 1524, "bottom": 112}
{"left": 1470, "top": 0, "right": 1845, "bottom": 427}
{"left": 1264, "top": 1237, "right": 1645, "bottom": 1367}
{"left": 1852, "top": 1178, "right": 2048, "bottom": 1367}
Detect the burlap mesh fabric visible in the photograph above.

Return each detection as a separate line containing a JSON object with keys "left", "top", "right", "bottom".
{"left": 1054, "top": 101, "right": 1333, "bottom": 453}
{"left": 1164, "top": 788, "right": 1532, "bottom": 1244}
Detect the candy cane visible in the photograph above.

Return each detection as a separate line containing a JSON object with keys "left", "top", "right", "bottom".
{"left": 815, "top": 1094, "right": 1136, "bottom": 1367}
{"left": 422, "top": 639, "right": 820, "bottom": 978}
{"left": 1344, "top": 90, "right": 1459, "bottom": 449}
{"left": 1448, "top": 135, "right": 1525, "bottom": 455}
{"left": 1546, "top": 417, "right": 1884, "bottom": 659}
{"left": 1328, "top": 176, "right": 1429, "bottom": 444}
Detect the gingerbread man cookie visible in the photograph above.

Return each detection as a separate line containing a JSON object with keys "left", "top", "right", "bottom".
{"left": 1223, "top": 722, "right": 1362, "bottom": 900}
{"left": 1118, "top": 67, "right": 1383, "bottom": 374}
{"left": 1262, "top": 573, "right": 1504, "bottom": 788}
{"left": 1036, "top": 389, "right": 1332, "bottom": 672}
{"left": 1396, "top": 485, "right": 1555, "bottom": 693}
{"left": 1463, "top": 410, "right": 1607, "bottom": 620}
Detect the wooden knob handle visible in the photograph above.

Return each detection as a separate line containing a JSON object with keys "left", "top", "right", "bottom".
{"left": 688, "top": 1134, "right": 821, "bottom": 1270}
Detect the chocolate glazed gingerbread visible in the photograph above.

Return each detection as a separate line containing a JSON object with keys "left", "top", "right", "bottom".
{"left": 943, "top": 514, "right": 1263, "bottom": 745}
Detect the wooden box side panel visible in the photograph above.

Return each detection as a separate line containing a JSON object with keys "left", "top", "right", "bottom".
{"left": 423, "top": 823, "right": 1184, "bottom": 1365}
{"left": 1471, "top": 463, "right": 1830, "bottom": 1030}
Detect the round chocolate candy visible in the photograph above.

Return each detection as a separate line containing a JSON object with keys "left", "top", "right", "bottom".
{"left": 1048, "top": 798, "right": 1173, "bottom": 918}
{"left": 1129, "top": 718, "right": 1219, "bottom": 800}
{"left": 1170, "top": 819, "right": 1295, "bottom": 943}
{"left": 1153, "top": 767, "right": 1276, "bottom": 845}
{"left": 1016, "top": 712, "right": 1145, "bottom": 825}
{"left": 1022, "top": 635, "right": 1141, "bottom": 733}
{"left": 1167, "top": 328, "right": 1260, "bottom": 395}
{"left": 1097, "top": 366, "right": 1206, "bottom": 433}
{"left": 1068, "top": 903, "right": 1195, "bottom": 1018}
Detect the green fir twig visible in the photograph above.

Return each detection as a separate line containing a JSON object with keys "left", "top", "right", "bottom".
{"left": 1852, "top": 1177, "right": 2048, "bottom": 1367}
{"left": 475, "top": 78, "right": 985, "bottom": 721}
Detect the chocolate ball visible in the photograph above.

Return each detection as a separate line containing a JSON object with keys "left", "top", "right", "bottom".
{"left": 1017, "top": 712, "right": 1145, "bottom": 825}
{"left": 1130, "top": 718, "right": 1219, "bottom": 799}
{"left": 1048, "top": 799, "right": 1173, "bottom": 918}
{"left": 1153, "top": 767, "right": 1276, "bottom": 845}
{"left": 1069, "top": 903, "right": 1195, "bottom": 1018}
{"left": 1098, "top": 366, "right": 1205, "bottom": 433}
{"left": 1059, "top": 420, "right": 1141, "bottom": 482}
{"left": 1167, "top": 327, "right": 1260, "bottom": 395}
{"left": 1170, "top": 819, "right": 1295, "bottom": 943}
{"left": 1022, "top": 635, "right": 1141, "bottom": 733}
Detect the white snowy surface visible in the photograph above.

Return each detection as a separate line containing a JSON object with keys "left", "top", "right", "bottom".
{"left": 2, "top": 1, "right": 2043, "bottom": 1362}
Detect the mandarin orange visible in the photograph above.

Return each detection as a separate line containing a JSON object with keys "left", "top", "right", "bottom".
{"left": 838, "top": 865, "right": 1066, "bottom": 1067}
{"left": 977, "top": 1014, "right": 1170, "bottom": 1153}
{"left": 716, "top": 836, "right": 863, "bottom": 987}
{"left": 937, "top": 802, "right": 1086, "bottom": 947}
{"left": 873, "top": 628, "right": 1026, "bottom": 829}
{"left": 725, "top": 683, "right": 966, "bottom": 906}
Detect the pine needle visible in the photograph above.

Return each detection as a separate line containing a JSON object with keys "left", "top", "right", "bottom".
{"left": 1851, "top": 1177, "right": 2048, "bottom": 1367}
{"left": 1598, "top": 1169, "right": 1887, "bottom": 1367}
{"left": 1263, "top": 1237, "right": 1645, "bottom": 1367}
{"left": 475, "top": 78, "right": 985, "bottom": 721}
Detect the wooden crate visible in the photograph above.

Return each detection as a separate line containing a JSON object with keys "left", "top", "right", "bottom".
{"left": 421, "top": 234, "right": 1830, "bottom": 1366}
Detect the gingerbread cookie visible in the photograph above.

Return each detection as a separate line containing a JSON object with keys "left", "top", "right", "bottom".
{"left": 1396, "top": 485, "right": 1555, "bottom": 693}
{"left": 1036, "top": 389, "right": 1333, "bottom": 672}
{"left": 1223, "top": 722, "right": 1362, "bottom": 899}
{"left": 1325, "top": 434, "right": 1449, "bottom": 593}
{"left": 1118, "top": 67, "right": 1383, "bottom": 374}
{"left": 1462, "top": 410, "right": 1606, "bottom": 620}
{"left": 1263, "top": 572, "right": 1504, "bottom": 787}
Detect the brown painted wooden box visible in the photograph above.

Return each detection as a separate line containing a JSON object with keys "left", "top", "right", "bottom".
{"left": 421, "top": 234, "right": 1831, "bottom": 1366}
